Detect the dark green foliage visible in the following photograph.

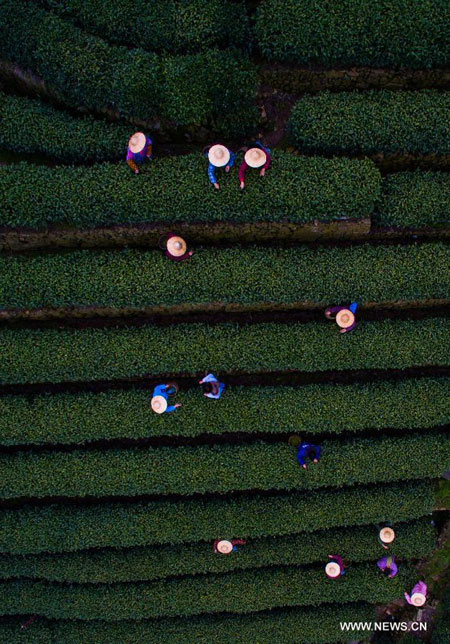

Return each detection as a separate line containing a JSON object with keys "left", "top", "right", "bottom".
{"left": 0, "top": 153, "right": 379, "bottom": 229}
{"left": 254, "top": 0, "right": 449, "bottom": 68}
{"left": 0, "top": 434, "right": 448, "bottom": 500}
{"left": 0, "top": 563, "right": 418, "bottom": 619}
{"left": 0, "top": 480, "right": 434, "bottom": 554}
{"left": 34, "top": 0, "right": 249, "bottom": 54}
{"left": 376, "top": 171, "right": 450, "bottom": 228}
{"left": 1, "top": 243, "right": 447, "bottom": 311}
{"left": 289, "top": 90, "right": 450, "bottom": 156}
{"left": 0, "top": 517, "right": 435, "bottom": 583}
{"left": 0, "top": 604, "right": 377, "bottom": 644}
{"left": 0, "top": 92, "right": 129, "bottom": 163}
{"left": 0, "top": 0, "right": 257, "bottom": 129}
{"left": 0, "top": 318, "right": 447, "bottom": 385}
{"left": 0, "top": 377, "right": 446, "bottom": 446}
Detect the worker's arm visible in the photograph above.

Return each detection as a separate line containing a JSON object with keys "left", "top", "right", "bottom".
{"left": 238, "top": 161, "right": 247, "bottom": 186}
{"left": 127, "top": 159, "right": 139, "bottom": 173}
{"left": 208, "top": 163, "right": 218, "bottom": 188}
{"left": 226, "top": 151, "right": 235, "bottom": 169}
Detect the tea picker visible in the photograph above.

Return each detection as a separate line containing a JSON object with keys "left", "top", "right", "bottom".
{"left": 238, "top": 141, "right": 271, "bottom": 190}
{"left": 199, "top": 373, "right": 225, "bottom": 399}
{"left": 205, "top": 144, "right": 235, "bottom": 190}
{"left": 160, "top": 233, "right": 193, "bottom": 262}
{"left": 296, "top": 440, "right": 321, "bottom": 470}
{"left": 213, "top": 539, "right": 246, "bottom": 554}
{"left": 404, "top": 581, "right": 427, "bottom": 606}
{"left": 377, "top": 554, "right": 398, "bottom": 578}
{"left": 325, "top": 554, "right": 346, "bottom": 578}
{"left": 378, "top": 525, "right": 396, "bottom": 550}
{"left": 126, "top": 131, "right": 152, "bottom": 174}
{"left": 151, "top": 382, "right": 181, "bottom": 414}
{"left": 325, "top": 301, "right": 358, "bottom": 334}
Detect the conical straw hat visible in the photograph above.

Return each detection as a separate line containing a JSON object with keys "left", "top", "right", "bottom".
{"left": 129, "top": 132, "right": 146, "bottom": 153}
{"left": 325, "top": 562, "right": 341, "bottom": 578}
{"left": 208, "top": 144, "right": 230, "bottom": 167}
{"left": 167, "top": 236, "right": 187, "bottom": 257}
{"left": 336, "top": 309, "right": 355, "bottom": 329}
{"left": 411, "top": 593, "right": 426, "bottom": 607}
{"left": 217, "top": 540, "right": 233, "bottom": 554}
{"left": 379, "top": 527, "right": 395, "bottom": 544}
{"left": 151, "top": 395, "right": 167, "bottom": 414}
{"left": 245, "top": 147, "right": 266, "bottom": 168}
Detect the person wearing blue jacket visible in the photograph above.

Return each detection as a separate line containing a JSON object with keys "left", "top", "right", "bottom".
{"left": 199, "top": 373, "right": 225, "bottom": 400}
{"left": 151, "top": 383, "right": 181, "bottom": 414}
{"left": 297, "top": 442, "right": 321, "bottom": 469}
{"left": 204, "top": 144, "right": 235, "bottom": 190}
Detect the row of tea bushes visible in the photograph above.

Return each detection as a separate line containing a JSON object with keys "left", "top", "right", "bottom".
{"left": 0, "top": 0, "right": 257, "bottom": 130}
{"left": 0, "top": 480, "right": 433, "bottom": 554}
{"left": 254, "top": 0, "right": 449, "bottom": 68}
{"left": 0, "top": 92, "right": 129, "bottom": 163}
{"left": 0, "top": 563, "right": 418, "bottom": 620}
{"left": 289, "top": 90, "right": 450, "bottom": 156}
{"left": 0, "top": 377, "right": 445, "bottom": 446}
{"left": 0, "top": 517, "right": 434, "bottom": 583}
{"left": 7, "top": 319, "right": 450, "bottom": 383}
{"left": 0, "top": 154, "right": 378, "bottom": 229}
{"left": 1, "top": 434, "right": 447, "bottom": 500}
{"left": 0, "top": 318, "right": 447, "bottom": 385}
{"left": 1, "top": 243, "right": 447, "bottom": 312}
{"left": 32, "top": 0, "right": 248, "bottom": 54}
{"left": 0, "top": 604, "right": 378, "bottom": 644}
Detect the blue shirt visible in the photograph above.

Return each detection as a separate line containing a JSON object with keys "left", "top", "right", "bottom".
{"left": 202, "top": 373, "right": 225, "bottom": 399}
{"left": 152, "top": 384, "right": 177, "bottom": 413}
{"left": 297, "top": 443, "right": 321, "bottom": 467}
{"left": 206, "top": 150, "right": 235, "bottom": 185}
{"left": 349, "top": 302, "right": 358, "bottom": 314}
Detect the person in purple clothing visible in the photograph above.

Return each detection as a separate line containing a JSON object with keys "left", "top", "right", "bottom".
{"left": 297, "top": 442, "right": 321, "bottom": 469}
{"left": 126, "top": 132, "right": 152, "bottom": 174}
{"left": 204, "top": 144, "right": 235, "bottom": 190}
{"left": 239, "top": 140, "right": 271, "bottom": 190}
{"left": 199, "top": 373, "right": 225, "bottom": 399}
{"left": 377, "top": 555, "right": 398, "bottom": 578}
{"left": 325, "top": 301, "right": 358, "bottom": 334}
{"left": 326, "top": 554, "right": 346, "bottom": 578}
{"left": 404, "top": 581, "right": 427, "bottom": 606}
{"left": 151, "top": 383, "right": 181, "bottom": 414}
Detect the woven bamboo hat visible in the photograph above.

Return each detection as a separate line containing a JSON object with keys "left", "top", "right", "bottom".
{"left": 128, "top": 132, "right": 146, "bottom": 153}
{"left": 245, "top": 147, "right": 266, "bottom": 168}
{"left": 325, "top": 562, "right": 341, "bottom": 578}
{"left": 217, "top": 540, "right": 233, "bottom": 554}
{"left": 208, "top": 144, "right": 230, "bottom": 167}
{"left": 151, "top": 395, "right": 167, "bottom": 414}
{"left": 336, "top": 309, "right": 355, "bottom": 329}
{"left": 166, "top": 236, "right": 187, "bottom": 257}
{"left": 379, "top": 527, "right": 395, "bottom": 544}
{"left": 411, "top": 593, "right": 426, "bottom": 607}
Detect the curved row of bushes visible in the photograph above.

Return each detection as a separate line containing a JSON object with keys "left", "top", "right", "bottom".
{"left": 0, "top": 481, "right": 433, "bottom": 554}
{"left": 0, "top": 154, "right": 378, "bottom": 229}
{"left": 0, "top": 377, "right": 446, "bottom": 446}
{"left": 0, "top": 318, "right": 447, "bottom": 386}
{"left": 0, "top": 92, "right": 129, "bottom": 163}
{"left": 1, "top": 434, "right": 447, "bottom": 500}
{"left": 0, "top": 604, "right": 377, "bottom": 644}
{"left": 0, "top": 517, "right": 435, "bottom": 584}
{"left": 1, "top": 243, "right": 447, "bottom": 312}
{"left": 0, "top": 0, "right": 257, "bottom": 131}
{"left": 33, "top": 0, "right": 248, "bottom": 54}
{"left": 289, "top": 90, "right": 450, "bottom": 156}
{"left": 254, "top": 0, "right": 449, "bottom": 69}
{"left": 376, "top": 171, "right": 450, "bottom": 228}
{"left": 0, "top": 563, "right": 417, "bottom": 620}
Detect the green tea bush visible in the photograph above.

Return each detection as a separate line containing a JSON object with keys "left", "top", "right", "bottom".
{"left": 0, "top": 563, "right": 417, "bottom": 619}
{"left": 0, "top": 604, "right": 377, "bottom": 644}
{"left": 0, "top": 0, "right": 257, "bottom": 129}
{"left": 0, "top": 318, "right": 447, "bottom": 385}
{"left": 1, "top": 243, "right": 447, "bottom": 311}
{"left": 254, "top": 0, "right": 449, "bottom": 68}
{"left": 0, "top": 480, "right": 434, "bottom": 554}
{"left": 0, "top": 517, "right": 435, "bottom": 583}
{"left": 0, "top": 92, "right": 129, "bottom": 163}
{"left": 0, "top": 153, "right": 379, "bottom": 229}
{"left": 34, "top": 0, "right": 248, "bottom": 54}
{"left": 376, "top": 171, "right": 450, "bottom": 228}
{"left": 289, "top": 90, "right": 450, "bottom": 156}
{"left": 0, "top": 377, "right": 446, "bottom": 446}
{"left": 1, "top": 434, "right": 447, "bottom": 500}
